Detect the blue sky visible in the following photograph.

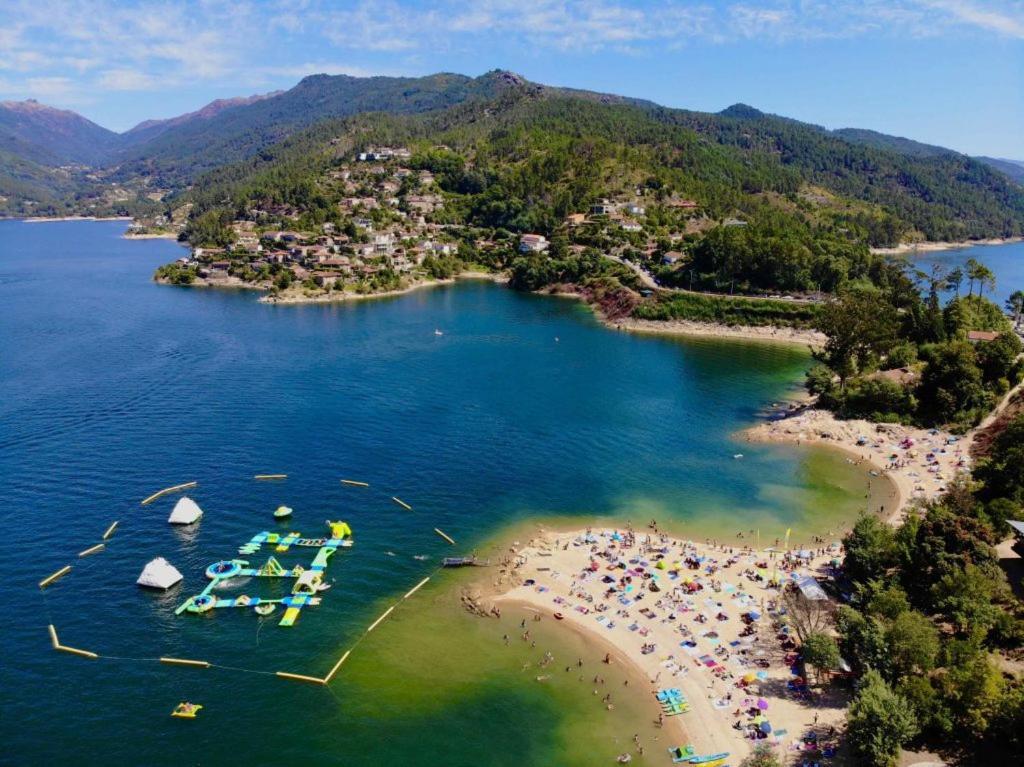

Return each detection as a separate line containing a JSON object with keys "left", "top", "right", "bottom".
{"left": 1, "top": 0, "right": 1021, "bottom": 157}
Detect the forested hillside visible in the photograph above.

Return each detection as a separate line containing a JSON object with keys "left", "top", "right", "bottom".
{"left": 3, "top": 69, "right": 1024, "bottom": 238}
{"left": 976, "top": 157, "right": 1024, "bottom": 186}
{"left": 180, "top": 85, "right": 1024, "bottom": 248}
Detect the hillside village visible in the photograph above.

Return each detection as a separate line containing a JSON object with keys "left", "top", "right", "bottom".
{"left": 156, "top": 144, "right": 712, "bottom": 302}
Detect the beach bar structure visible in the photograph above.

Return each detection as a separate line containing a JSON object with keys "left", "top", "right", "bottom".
{"left": 794, "top": 575, "right": 829, "bottom": 601}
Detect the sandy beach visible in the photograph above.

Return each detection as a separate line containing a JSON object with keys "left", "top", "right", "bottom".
{"left": 870, "top": 236, "right": 1024, "bottom": 256}
{"left": 490, "top": 527, "right": 849, "bottom": 764}
{"left": 608, "top": 317, "right": 826, "bottom": 348}
{"left": 743, "top": 409, "right": 969, "bottom": 523}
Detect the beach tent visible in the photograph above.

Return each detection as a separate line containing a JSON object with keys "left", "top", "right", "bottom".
{"left": 795, "top": 575, "right": 829, "bottom": 601}
{"left": 168, "top": 497, "right": 203, "bottom": 525}
{"left": 137, "top": 557, "right": 183, "bottom": 589}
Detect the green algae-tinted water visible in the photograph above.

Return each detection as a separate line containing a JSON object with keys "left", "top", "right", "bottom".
{"left": 1, "top": 220, "right": 872, "bottom": 765}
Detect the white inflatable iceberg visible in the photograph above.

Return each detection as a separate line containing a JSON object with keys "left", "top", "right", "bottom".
{"left": 136, "top": 557, "right": 183, "bottom": 589}
{"left": 168, "top": 496, "right": 203, "bottom": 525}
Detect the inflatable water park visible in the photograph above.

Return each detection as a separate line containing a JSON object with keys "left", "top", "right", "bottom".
{"left": 35, "top": 475, "right": 450, "bottom": 714}
{"left": 175, "top": 521, "right": 353, "bottom": 627}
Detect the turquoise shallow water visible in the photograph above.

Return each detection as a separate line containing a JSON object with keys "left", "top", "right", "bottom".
{"left": 1, "top": 220, "right": 876, "bottom": 765}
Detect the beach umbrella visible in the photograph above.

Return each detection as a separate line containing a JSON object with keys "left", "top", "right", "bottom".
{"left": 757, "top": 698, "right": 769, "bottom": 710}
{"left": 655, "top": 560, "right": 666, "bottom": 570}
{"left": 742, "top": 673, "right": 757, "bottom": 683}
{"left": 760, "top": 721, "right": 772, "bottom": 734}
{"left": 753, "top": 714, "right": 766, "bottom": 725}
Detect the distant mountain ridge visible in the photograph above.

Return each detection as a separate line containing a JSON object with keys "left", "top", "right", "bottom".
{"left": 121, "top": 91, "right": 284, "bottom": 146}
{"left": 1, "top": 69, "right": 1022, "bottom": 229}
{"left": 975, "top": 156, "right": 1024, "bottom": 186}
{"left": 0, "top": 99, "right": 119, "bottom": 165}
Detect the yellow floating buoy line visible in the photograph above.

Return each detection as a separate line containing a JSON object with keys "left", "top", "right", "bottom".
{"left": 43, "top": 474, "right": 449, "bottom": 690}
{"left": 78, "top": 543, "right": 105, "bottom": 558}
{"left": 278, "top": 575, "right": 433, "bottom": 686}
{"left": 141, "top": 481, "right": 197, "bottom": 506}
{"left": 48, "top": 625, "right": 98, "bottom": 659}
{"left": 323, "top": 650, "right": 351, "bottom": 684}
{"left": 366, "top": 605, "right": 396, "bottom": 633}
{"left": 160, "top": 657, "right": 210, "bottom": 668}
{"left": 275, "top": 671, "right": 326, "bottom": 686}
{"left": 57, "top": 645, "right": 99, "bottom": 659}
{"left": 404, "top": 577, "right": 431, "bottom": 600}
{"left": 39, "top": 565, "right": 72, "bottom": 589}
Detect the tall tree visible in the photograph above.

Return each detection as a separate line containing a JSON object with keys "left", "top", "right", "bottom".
{"left": 813, "top": 289, "right": 898, "bottom": 389}
{"left": 1006, "top": 290, "right": 1024, "bottom": 329}
{"left": 966, "top": 258, "right": 981, "bottom": 297}
{"left": 847, "top": 670, "right": 919, "bottom": 767}
{"left": 945, "top": 267, "right": 964, "bottom": 298}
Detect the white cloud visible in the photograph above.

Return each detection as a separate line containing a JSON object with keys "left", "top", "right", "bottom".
{"left": 97, "top": 69, "right": 160, "bottom": 91}
{"left": 922, "top": 0, "right": 1024, "bottom": 38}
{"left": 0, "top": 0, "right": 1019, "bottom": 110}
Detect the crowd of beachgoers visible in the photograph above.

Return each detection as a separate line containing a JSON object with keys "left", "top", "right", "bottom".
{"left": 494, "top": 526, "right": 851, "bottom": 765}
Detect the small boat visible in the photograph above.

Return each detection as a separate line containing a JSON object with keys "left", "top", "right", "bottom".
{"left": 553, "top": 612, "right": 564, "bottom": 620}
{"left": 434, "top": 329, "right": 444, "bottom": 336}
{"left": 733, "top": 454, "right": 743, "bottom": 459}
{"left": 274, "top": 505, "right": 293, "bottom": 519}
{"left": 254, "top": 603, "right": 276, "bottom": 616}
{"left": 171, "top": 702, "right": 202, "bottom": 719}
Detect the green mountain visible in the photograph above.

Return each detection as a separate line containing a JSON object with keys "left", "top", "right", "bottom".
{"left": 834, "top": 128, "right": 1024, "bottom": 189}
{"left": 0, "top": 99, "right": 121, "bottom": 166}
{"left": 832, "top": 127, "right": 951, "bottom": 158}
{"left": 2, "top": 69, "right": 1022, "bottom": 242}
{"left": 108, "top": 70, "right": 655, "bottom": 186}
{"left": 976, "top": 156, "right": 1024, "bottom": 186}
{"left": 182, "top": 84, "right": 1024, "bottom": 245}
{"left": 119, "top": 91, "right": 284, "bottom": 147}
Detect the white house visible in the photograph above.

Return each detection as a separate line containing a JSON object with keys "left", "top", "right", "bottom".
{"left": 519, "top": 234, "right": 549, "bottom": 253}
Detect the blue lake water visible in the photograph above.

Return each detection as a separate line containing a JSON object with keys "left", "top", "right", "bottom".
{"left": 912, "top": 240, "right": 1024, "bottom": 307}
{"left": 1, "top": 220, "right": 889, "bottom": 765}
